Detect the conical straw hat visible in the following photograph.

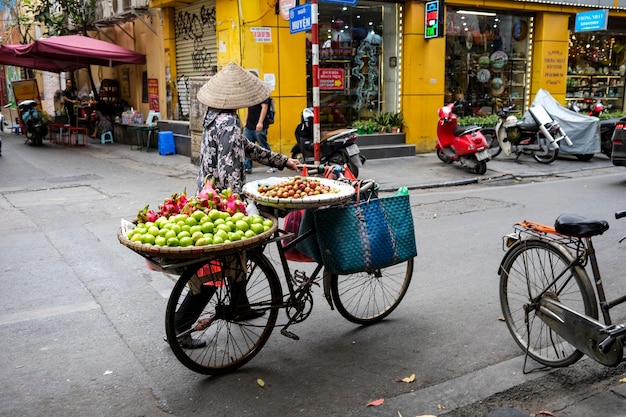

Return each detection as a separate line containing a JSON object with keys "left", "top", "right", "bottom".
{"left": 197, "top": 62, "right": 271, "bottom": 109}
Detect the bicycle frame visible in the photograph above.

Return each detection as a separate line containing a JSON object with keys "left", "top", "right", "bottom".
{"left": 502, "top": 221, "right": 626, "bottom": 367}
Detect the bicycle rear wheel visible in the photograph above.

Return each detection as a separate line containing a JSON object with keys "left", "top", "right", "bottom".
{"left": 499, "top": 238, "right": 597, "bottom": 367}
{"left": 165, "top": 251, "right": 282, "bottom": 375}
{"left": 330, "top": 258, "right": 413, "bottom": 325}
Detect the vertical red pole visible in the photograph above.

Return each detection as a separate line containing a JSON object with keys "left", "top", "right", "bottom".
{"left": 311, "top": 0, "right": 321, "bottom": 164}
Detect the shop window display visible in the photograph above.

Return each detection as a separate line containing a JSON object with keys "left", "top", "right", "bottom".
{"left": 305, "top": 1, "right": 401, "bottom": 129}
{"left": 566, "top": 33, "right": 626, "bottom": 113}
{"left": 444, "top": 9, "right": 532, "bottom": 117}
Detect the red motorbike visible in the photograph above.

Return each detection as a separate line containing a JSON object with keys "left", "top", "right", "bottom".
{"left": 435, "top": 102, "right": 491, "bottom": 174}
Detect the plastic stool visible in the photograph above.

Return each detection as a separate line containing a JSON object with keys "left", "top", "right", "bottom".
{"left": 69, "top": 127, "right": 88, "bottom": 147}
{"left": 101, "top": 131, "right": 114, "bottom": 144}
{"left": 158, "top": 131, "right": 176, "bottom": 156}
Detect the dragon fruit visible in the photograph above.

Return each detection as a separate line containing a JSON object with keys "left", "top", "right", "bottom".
{"left": 134, "top": 179, "right": 248, "bottom": 224}
{"left": 221, "top": 193, "right": 247, "bottom": 216}
{"left": 158, "top": 189, "right": 187, "bottom": 218}
{"left": 136, "top": 205, "right": 160, "bottom": 223}
{"left": 198, "top": 176, "right": 222, "bottom": 206}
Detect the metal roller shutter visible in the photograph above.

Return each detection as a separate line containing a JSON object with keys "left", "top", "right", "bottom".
{"left": 175, "top": 0, "right": 217, "bottom": 119}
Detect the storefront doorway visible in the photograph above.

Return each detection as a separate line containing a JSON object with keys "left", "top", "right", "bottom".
{"left": 444, "top": 8, "right": 532, "bottom": 117}
{"left": 566, "top": 29, "right": 626, "bottom": 114}
{"left": 305, "top": 0, "right": 402, "bottom": 129}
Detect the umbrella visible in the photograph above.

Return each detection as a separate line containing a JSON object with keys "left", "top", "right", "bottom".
{"left": 0, "top": 44, "right": 87, "bottom": 73}
{"left": 13, "top": 35, "right": 146, "bottom": 67}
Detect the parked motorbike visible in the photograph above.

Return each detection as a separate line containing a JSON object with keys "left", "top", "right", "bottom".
{"left": 435, "top": 102, "right": 490, "bottom": 175}
{"left": 291, "top": 107, "right": 365, "bottom": 177}
{"left": 18, "top": 100, "right": 48, "bottom": 146}
{"left": 566, "top": 99, "right": 615, "bottom": 158}
{"left": 491, "top": 104, "right": 573, "bottom": 164}
{"left": 588, "top": 101, "right": 622, "bottom": 158}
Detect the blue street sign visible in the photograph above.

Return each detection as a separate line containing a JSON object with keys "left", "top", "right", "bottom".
{"left": 290, "top": 4, "right": 312, "bottom": 34}
{"left": 575, "top": 9, "right": 608, "bottom": 32}
{"left": 321, "top": 0, "right": 358, "bottom": 4}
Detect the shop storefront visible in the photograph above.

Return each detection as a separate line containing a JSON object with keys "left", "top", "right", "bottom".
{"left": 306, "top": 1, "right": 403, "bottom": 129}
{"left": 444, "top": 8, "right": 533, "bottom": 116}
{"left": 566, "top": 18, "right": 626, "bottom": 113}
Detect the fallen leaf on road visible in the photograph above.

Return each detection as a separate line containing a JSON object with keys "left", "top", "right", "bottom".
{"left": 497, "top": 316, "right": 505, "bottom": 321}
{"left": 533, "top": 411, "right": 555, "bottom": 416}
{"left": 367, "top": 398, "right": 384, "bottom": 407}
{"left": 400, "top": 373, "right": 416, "bottom": 383}
{"left": 257, "top": 378, "right": 265, "bottom": 388}
{"left": 397, "top": 411, "right": 402, "bottom": 417}
{"left": 619, "top": 377, "right": 626, "bottom": 383}
{"left": 437, "top": 404, "right": 447, "bottom": 410}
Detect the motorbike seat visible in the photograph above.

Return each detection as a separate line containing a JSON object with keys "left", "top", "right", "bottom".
{"left": 321, "top": 128, "right": 356, "bottom": 142}
{"left": 518, "top": 120, "right": 539, "bottom": 130}
{"left": 453, "top": 125, "right": 481, "bottom": 137}
{"left": 554, "top": 213, "right": 609, "bottom": 237}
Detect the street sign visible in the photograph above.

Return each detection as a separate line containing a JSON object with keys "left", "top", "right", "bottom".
{"left": 321, "top": 0, "right": 357, "bottom": 4}
{"left": 575, "top": 9, "right": 608, "bottom": 32}
{"left": 290, "top": 4, "right": 312, "bottom": 34}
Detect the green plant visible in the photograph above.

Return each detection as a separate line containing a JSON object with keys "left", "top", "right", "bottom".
{"left": 389, "top": 111, "right": 404, "bottom": 128}
{"left": 599, "top": 110, "right": 625, "bottom": 120}
{"left": 352, "top": 119, "right": 377, "bottom": 133}
{"left": 373, "top": 111, "right": 393, "bottom": 131}
{"left": 457, "top": 114, "right": 499, "bottom": 128}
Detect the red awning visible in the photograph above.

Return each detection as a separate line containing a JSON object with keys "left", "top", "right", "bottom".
{"left": 0, "top": 35, "right": 146, "bottom": 72}
{"left": 0, "top": 44, "right": 86, "bottom": 73}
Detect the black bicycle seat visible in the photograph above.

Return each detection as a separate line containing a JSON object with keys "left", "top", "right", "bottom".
{"left": 554, "top": 213, "right": 609, "bottom": 237}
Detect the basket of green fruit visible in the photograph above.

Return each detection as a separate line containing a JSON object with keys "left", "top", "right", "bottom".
{"left": 118, "top": 179, "right": 278, "bottom": 260}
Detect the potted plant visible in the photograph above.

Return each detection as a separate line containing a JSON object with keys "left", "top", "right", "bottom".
{"left": 363, "top": 118, "right": 377, "bottom": 134}
{"left": 352, "top": 119, "right": 377, "bottom": 134}
{"left": 389, "top": 111, "right": 404, "bottom": 132}
{"left": 373, "top": 111, "right": 393, "bottom": 132}
{"left": 351, "top": 120, "right": 367, "bottom": 134}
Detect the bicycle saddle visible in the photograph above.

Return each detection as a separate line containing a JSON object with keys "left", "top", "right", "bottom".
{"left": 554, "top": 213, "right": 609, "bottom": 237}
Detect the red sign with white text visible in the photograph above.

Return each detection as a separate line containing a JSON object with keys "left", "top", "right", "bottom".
{"left": 148, "top": 78, "right": 159, "bottom": 111}
{"left": 319, "top": 68, "right": 344, "bottom": 90}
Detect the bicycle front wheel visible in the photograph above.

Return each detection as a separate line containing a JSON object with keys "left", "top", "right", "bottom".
{"left": 165, "top": 251, "right": 282, "bottom": 375}
{"left": 499, "top": 239, "right": 597, "bottom": 367}
{"left": 330, "top": 258, "right": 413, "bottom": 325}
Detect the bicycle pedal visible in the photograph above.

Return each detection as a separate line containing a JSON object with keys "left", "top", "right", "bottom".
{"left": 280, "top": 328, "right": 300, "bottom": 340}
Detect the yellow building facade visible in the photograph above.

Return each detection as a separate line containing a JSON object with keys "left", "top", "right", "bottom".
{"left": 85, "top": 1, "right": 626, "bottom": 155}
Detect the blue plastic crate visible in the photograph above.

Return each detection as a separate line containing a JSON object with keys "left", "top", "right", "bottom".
{"left": 158, "top": 131, "right": 176, "bottom": 156}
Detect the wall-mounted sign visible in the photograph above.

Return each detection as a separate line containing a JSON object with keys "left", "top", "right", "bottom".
{"left": 279, "top": 0, "right": 297, "bottom": 21}
{"left": 575, "top": 9, "right": 609, "bottom": 32}
{"left": 425, "top": 0, "right": 444, "bottom": 39}
{"left": 319, "top": 68, "right": 344, "bottom": 90}
{"left": 251, "top": 27, "right": 272, "bottom": 43}
{"left": 148, "top": 79, "right": 159, "bottom": 111}
{"left": 290, "top": 4, "right": 312, "bottom": 34}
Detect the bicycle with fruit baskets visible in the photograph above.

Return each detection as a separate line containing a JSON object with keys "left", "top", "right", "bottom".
{"left": 118, "top": 167, "right": 416, "bottom": 375}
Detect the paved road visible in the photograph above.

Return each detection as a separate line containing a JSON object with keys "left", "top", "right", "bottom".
{"left": 1, "top": 134, "right": 625, "bottom": 417}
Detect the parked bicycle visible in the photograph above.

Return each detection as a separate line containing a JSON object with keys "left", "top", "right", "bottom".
{"left": 119, "top": 175, "right": 416, "bottom": 375}
{"left": 498, "top": 213, "right": 626, "bottom": 372}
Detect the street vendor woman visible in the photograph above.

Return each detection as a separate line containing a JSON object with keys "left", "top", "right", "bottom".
{"left": 173, "top": 62, "right": 299, "bottom": 350}
{"left": 195, "top": 62, "right": 299, "bottom": 195}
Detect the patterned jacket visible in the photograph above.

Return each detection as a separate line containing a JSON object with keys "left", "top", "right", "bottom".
{"left": 196, "top": 108, "right": 289, "bottom": 194}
